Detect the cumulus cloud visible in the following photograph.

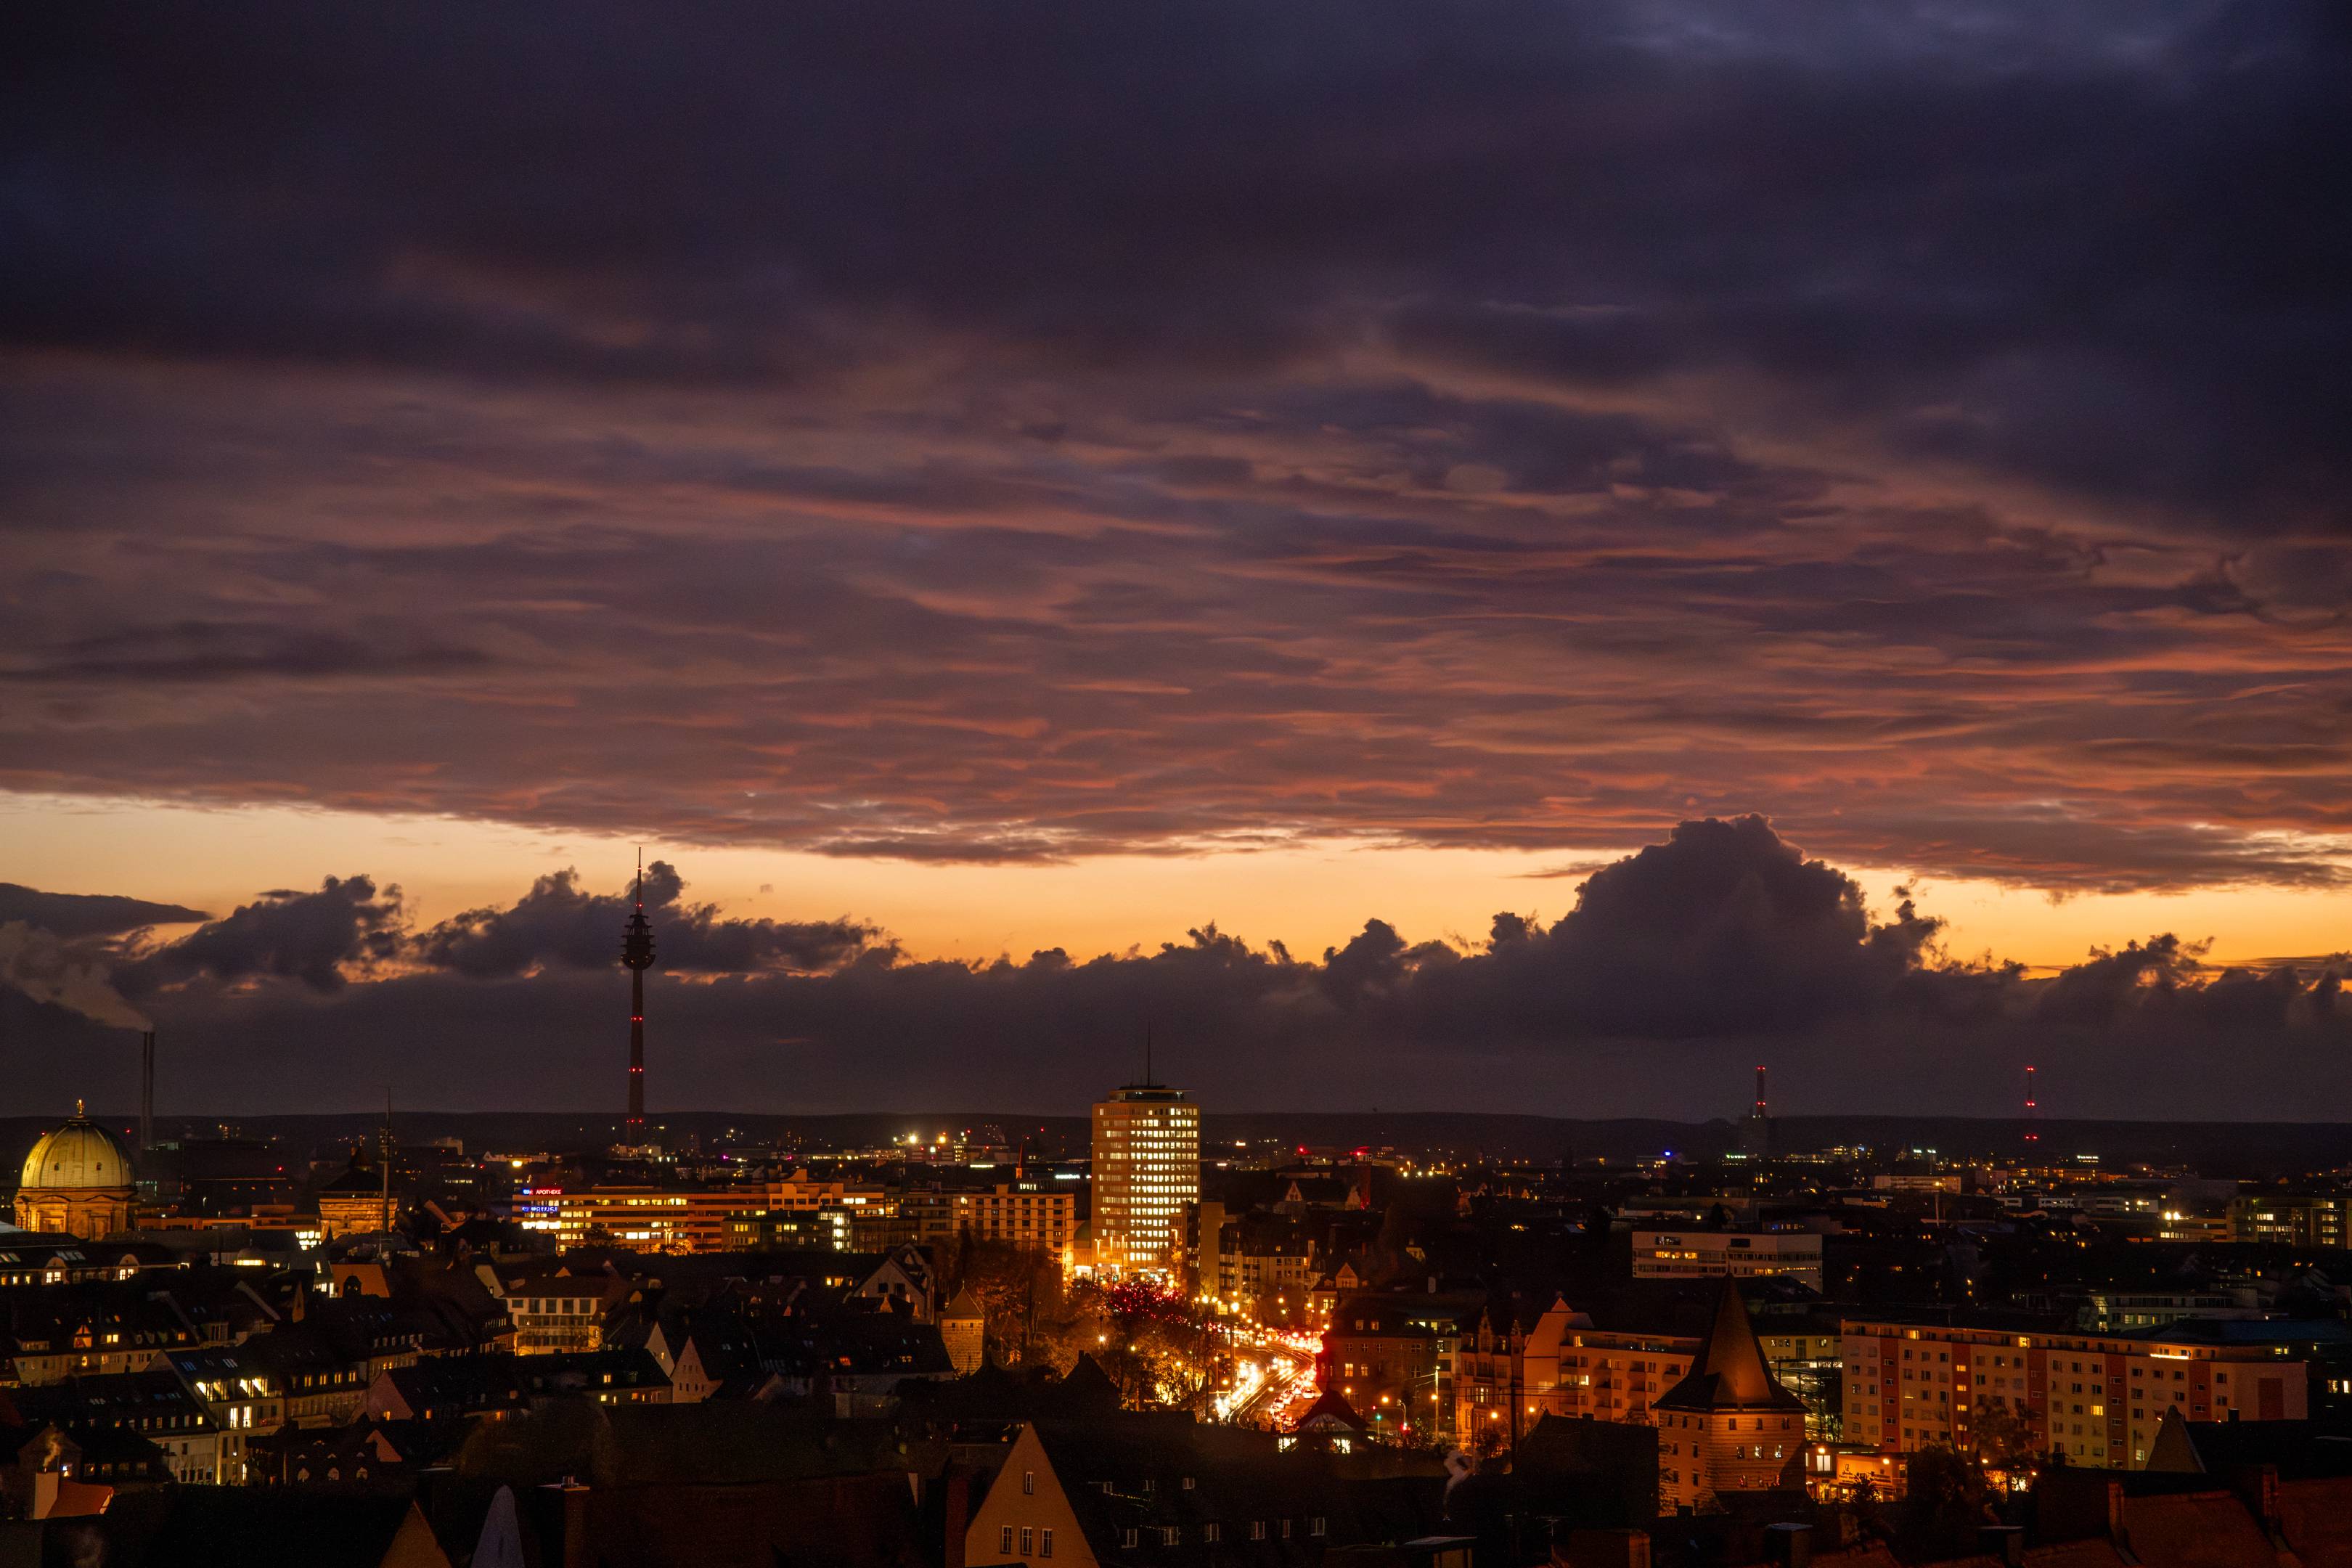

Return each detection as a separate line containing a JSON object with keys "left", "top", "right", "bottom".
{"left": 0, "top": 883, "right": 208, "bottom": 939}
{"left": 120, "top": 875, "right": 406, "bottom": 996}
{"left": 3, "top": 821, "right": 2346, "bottom": 1116}
{"left": 415, "top": 861, "right": 882, "bottom": 978}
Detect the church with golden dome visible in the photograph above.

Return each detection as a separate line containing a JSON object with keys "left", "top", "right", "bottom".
{"left": 14, "top": 1103, "right": 136, "bottom": 1240}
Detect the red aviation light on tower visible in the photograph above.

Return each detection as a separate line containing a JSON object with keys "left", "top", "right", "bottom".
{"left": 1753, "top": 1066, "right": 1768, "bottom": 1119}
{"left": 2023, "top": 1065, "right": 2039, "bottom": 1146}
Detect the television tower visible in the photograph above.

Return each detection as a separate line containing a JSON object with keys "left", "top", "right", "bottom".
{"left": 2022, "top": 1065, "right": 2039, "bottom": 1153}
{"left": 621, "top": 852, "right": 658, "bottom": 1143}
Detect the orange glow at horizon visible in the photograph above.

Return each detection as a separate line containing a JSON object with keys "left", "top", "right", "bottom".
{"left": 6, "top": 794, "right": 2345, "bottom": 976}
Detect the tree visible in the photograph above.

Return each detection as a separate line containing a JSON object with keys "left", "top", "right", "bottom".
{"left": 942, "top": 1233, "right": 1069, "bottom": 1368}
{"left": 1970, "top": 1401, "right": 2046, "bottom": 1479}
{"left": 1895, "top": 1445, "right": 1992, "bottom": 1561}
{"left": 1071, "top": 1276, "right": 1223, "bottom": 1412}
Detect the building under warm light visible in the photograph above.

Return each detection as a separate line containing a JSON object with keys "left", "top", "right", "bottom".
{"left": 1454, "top": 1293, "right": 1843, "bottom": 1449}
{"left": 1842, "top": 1313, "right": 2313, "bottom": 1470}
{"left": 15, "top": 1106, "right": 136, "bottom": 1241}
{"left": 1090, "top": 1080, "right": 1199, "bottom": 1276}
{"left": 907, "top": 1184, "right": 1079, "bottom": 1255}
{"left": 1655, "top": 1279, "right": 1809, "bottom": 1511}
{"left": 520, "top": 1186, "right": 759, "bottom": 1252}
{"left": 1631, "top": 1228, "right": 1823, "bottom": 1291}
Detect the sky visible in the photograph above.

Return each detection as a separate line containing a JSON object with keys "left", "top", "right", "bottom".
{"left": 3, "top": 4, "right": 2349, "bottom": 1119}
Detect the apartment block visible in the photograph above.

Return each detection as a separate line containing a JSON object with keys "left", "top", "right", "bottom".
{"left": 1841, "top": 1315, "right": 2309, "bottom": 1470}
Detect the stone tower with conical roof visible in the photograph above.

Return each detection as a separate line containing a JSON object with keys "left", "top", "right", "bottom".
{"left": 1652, "top": 1275, "right": 1807, "bottom": 1511}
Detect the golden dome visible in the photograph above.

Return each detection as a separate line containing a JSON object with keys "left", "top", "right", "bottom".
{"left": 20, "top": 1106, "right": 134, "bottom": 1192}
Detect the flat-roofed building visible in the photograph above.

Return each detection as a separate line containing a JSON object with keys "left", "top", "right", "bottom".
{"left": 1842, "top": 1313, "right": 2315, "bottom": 1471}
{"left": 908, "top": 1183, "right": 1078, "bottom": 1254}
{"left": 522, "top": 1187, "right": 763, "bottom": 1253}
{"left": 2229, "top": 1193, "right": 2347, "bottom": 1248}
{"left": 1090, "top": 1082, "right": 1198, "bottom": 1277}
{"left": 1633, "top": 1228, "right": 1822, "bottom": 1291}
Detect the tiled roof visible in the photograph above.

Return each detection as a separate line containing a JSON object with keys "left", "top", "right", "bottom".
{"left": 1652, "top": 1276, "right": 1806, "bottom": 1413}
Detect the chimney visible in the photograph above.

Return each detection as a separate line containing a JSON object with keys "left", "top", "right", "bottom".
{"left": 560, "top": 1482, "right": 592, "bottom": 1568}
{"left": 139, "top": 1031, "right": 155, "bottom": 1153}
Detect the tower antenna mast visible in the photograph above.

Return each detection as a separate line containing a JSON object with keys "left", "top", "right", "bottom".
{"left": 620, "top": 849, "right": 658, "bottom": 1143}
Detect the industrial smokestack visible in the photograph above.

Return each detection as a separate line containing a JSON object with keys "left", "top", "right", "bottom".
{"left": 139, "top": 1030, "right": 155, "bottom": 1152}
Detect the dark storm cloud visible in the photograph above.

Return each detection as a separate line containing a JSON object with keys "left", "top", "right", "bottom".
{"left": 8, "top": 822, "right": 2348, "bottom": 1116}
{"left": 4, "top": 3, "right": 2351, "bottom": 893}
{"left": 415, "top": 861, "right": 882, "bottom": 978}
{"left": 120, "top": 875, "right": 405, "bottom": 996}
{"left": 0, "top": 883, "right": 208, "bottom": 939}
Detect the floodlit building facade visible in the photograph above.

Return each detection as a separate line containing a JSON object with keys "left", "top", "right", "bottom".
{"left": 1090, "top": 1082, "right": 1199, "bottom": 1277}
{"left": 1842, "top": 1315, "right": 2311, "bottom": 1470}
{"left": 15, "top": 1106, "right": 136, "bottom": 1241}
{"left": 1654, "top": 1279, "right": 1809, "bottom": 1511}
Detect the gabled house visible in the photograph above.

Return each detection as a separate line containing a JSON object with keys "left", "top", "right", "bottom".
{"left": 365, "top": 1356, "right": 530, "bottom": 1423}
{"left": 9, "top": 1368, "right": 224, "bottom": 1485}
{"left": 965, "top": 1419, "right": 1440, "bottom": 1568}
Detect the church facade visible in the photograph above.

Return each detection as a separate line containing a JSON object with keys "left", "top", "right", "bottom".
{"left": 15, "top": 1105, "right": 137, "bottom": 1240}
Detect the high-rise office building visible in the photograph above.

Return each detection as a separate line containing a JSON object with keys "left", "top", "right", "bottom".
{"left": 1090, "top": 1080, "right": 1199, "bottom": 1277}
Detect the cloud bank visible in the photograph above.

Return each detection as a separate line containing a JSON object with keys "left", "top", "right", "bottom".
{"left": 3, "top": 4, "right": 2349, "bottom": 893}
{"left": 4, "top": 822, "right": 2345, "bottom": 1119}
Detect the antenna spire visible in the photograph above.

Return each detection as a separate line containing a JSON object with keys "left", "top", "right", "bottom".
{"left": 621, "top": 853, "right": 658, "bottom": 1143}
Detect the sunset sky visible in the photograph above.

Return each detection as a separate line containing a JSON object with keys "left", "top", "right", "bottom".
{"left": 4, "top": 4, "right": 2348, "bottom": 1116}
